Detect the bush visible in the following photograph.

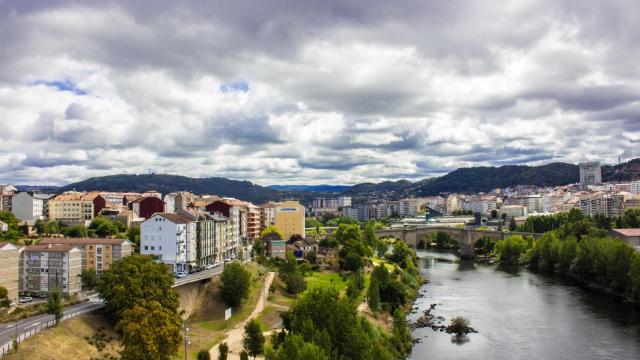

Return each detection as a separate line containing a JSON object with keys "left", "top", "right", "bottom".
{"left": 197, "top": 349, "right": 211, "bottom": 360}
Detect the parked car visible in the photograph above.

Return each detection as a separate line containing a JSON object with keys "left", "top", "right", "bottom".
{"left": 18, "top": 297, "right": 33, "bottom": 304}
{"left": 175, "top": 272, "right": 188, "bottom": 279}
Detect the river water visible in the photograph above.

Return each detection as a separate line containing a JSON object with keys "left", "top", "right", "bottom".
{"left": 408, "top": 250, "right": 640, "bottom": 360}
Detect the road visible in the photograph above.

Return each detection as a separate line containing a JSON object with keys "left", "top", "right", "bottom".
{"left": 172, "top": 263, "right": 227, "bottom": 287}
{"left": 209, "top": 271, "right": 275, "bottom": 360}
{"left": 0, "top": 300, "right": 104, "bottom": 351}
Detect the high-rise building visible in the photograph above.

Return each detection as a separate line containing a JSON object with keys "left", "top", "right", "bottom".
{"left": 274, "top": 200, "right": 305, "bottom": 240}
{"left": 579, "top": 162, "right": 602, "bottom": 190}
{"left": 20, "top": 244, "right": 82, "bottom": 296}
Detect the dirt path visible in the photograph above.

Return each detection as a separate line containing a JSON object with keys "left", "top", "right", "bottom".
{"left": 209, "top": 271, "right": 275, "bottom": 360}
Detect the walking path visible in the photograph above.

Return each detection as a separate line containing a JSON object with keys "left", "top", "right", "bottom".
{"left": 209, "top": 271, "right": 275, "bottom": 360}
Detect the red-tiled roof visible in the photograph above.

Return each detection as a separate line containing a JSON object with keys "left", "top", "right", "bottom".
{"left": 24, "top": 244, "right": 77, "bottom": 252}
{"left": 40, "top": 238, "right": 130, "bottom": 245}
{"left": 612, "top": 228, "right": 640, "bottom": 237}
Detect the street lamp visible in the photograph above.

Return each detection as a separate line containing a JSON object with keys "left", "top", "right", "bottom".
{"left": 183, "top": 320, "right": 190, "bottom": 360}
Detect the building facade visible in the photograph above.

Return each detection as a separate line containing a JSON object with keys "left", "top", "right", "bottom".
{"left": 141, "top": 213, "right": 197, "bottom": 273}
{"left": 48, "top": 193, "right": 106, "bottom": 225}
{"left": 39, "top": 238, "right": 132, "bottom": 274}
{"left": 579, "top": 162, "right": 602, "bottom": 190}
{"left": 20, "top": 244, "right": 82, "bottom": 296}
{"left": 11, "top": 192, "right": 55, "bottom": 221}
{"left": 274, "top": 200, "right": 305, "bottom": 240}
{"left": 129, "top": 196, "right": 166, "bottom": 219}
{"left": 0, "top": 242, "right": 20, "bottom": 303}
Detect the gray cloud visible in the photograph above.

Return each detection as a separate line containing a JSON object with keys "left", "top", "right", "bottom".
{"left": 0, "top": 0, "right": 639, "bottom": 185}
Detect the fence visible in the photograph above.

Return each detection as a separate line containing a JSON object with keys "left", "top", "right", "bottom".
{"left": 0, "top": 304, "right": 103, "bottom": 357}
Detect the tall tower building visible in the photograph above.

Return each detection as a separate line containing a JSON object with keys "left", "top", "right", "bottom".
{"left": 579, "top": 162, "right": 602, "bottom": 190}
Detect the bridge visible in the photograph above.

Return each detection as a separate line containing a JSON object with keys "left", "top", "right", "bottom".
{"left": 376, "top": 226, "right": 543, "bottom": 258}
{"left": 172, "top": 264, "right": 225, "bottom": 288}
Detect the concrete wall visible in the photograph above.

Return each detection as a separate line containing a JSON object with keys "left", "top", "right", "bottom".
{"left": 0, "top": 245, "right": 20, "bottom": 302}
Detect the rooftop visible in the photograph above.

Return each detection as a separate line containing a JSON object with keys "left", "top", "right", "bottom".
{"left": 612, "top": 228, "right": 640, "bottom": 237}
{"left": 40, "top": 237, "right": 131, "bottom": 245}
{"left": 24, "top": 244, "right": 78, "bottom": 252}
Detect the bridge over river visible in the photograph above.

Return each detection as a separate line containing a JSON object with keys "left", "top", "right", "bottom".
{"left": 376, "top": 226, "right": 542, "bottom": 258}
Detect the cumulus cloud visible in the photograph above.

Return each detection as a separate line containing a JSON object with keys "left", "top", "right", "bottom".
{"left": 0, "top": 0, "right": 638, "bottom": 185}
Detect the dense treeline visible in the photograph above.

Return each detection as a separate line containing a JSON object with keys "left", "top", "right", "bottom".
{"left": 492, "top": 209, "right": 640, "bottom": 302}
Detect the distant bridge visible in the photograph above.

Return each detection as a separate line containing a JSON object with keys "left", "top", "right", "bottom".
{"left": 376, "top": 226, "right": 543, "bottom": 258}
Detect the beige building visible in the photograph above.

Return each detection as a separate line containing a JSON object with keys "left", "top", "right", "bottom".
{"left": 39, "top": 238, "right": 133, "bottom": 274}
{"left": 48, "top": 192, "right": 106, "bottom": 225}
{"left": 274, "top": 200, "right": 305, "bottom": 241}
{"left": 0, "top": 242, "right": 21, "bottom": 303}
{"left": 20, "top": 244, "right": 82, "bottom": 296}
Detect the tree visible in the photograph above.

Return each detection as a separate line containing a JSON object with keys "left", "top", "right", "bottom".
{"left": 90, "top": 216, "right": 119, "bottom": 237}
{"left": 363, "top": 223, "right": 376, "bottom": 247}
{"left": 253, "top": 238, "right": 265, "bottom": 257}
{"left": 243, "top": 319, "right": 265, "bottom": 359}
{"left": 97, "top": 254, "right": 178, "bottom": 321}
{"left": 260, "top": 226, "right": 283, "bottom": 239}
{"left": 265, "top": 334, "right": 329, "bottom": 360}
{"left": 342, "top": 252, "right": 364, "bottom": 272}
{"left": 508, "top": 217, "right": 517, "bottom": 231}
{"left": 218, "top": 342, "right": 229, "bottom": 360}
{"left": 387, "top": 241, "right": 413, "bottom": 269}
{"left": 220, "top": 262, "right": 251, "bottom": 307}
{"left": 240, "top": 351, "right": 249, "bottom": 360}
{"left": 47, "top": 289, "right": 64, "bottom": 325}
{"left": 367, "top": 277, "right": 381, "bottom": 312}
{"left": 198, "top": 350, "right": 211, "bottom": 360}
{"left": 280, "top": 252, "right": 306, "bottom": 295}
{"left": 81, "top": 269, "right": 97, "bottom": 291}
{"left": 335, "top": 224, "right": 363, "bottom": 245}
{"left": 0, "top": 286, "right": 9, "bottom": 308}
{"left": 285, "top": 272, "right": 306, "bottom": 295}
{"left": 490, "top": 209, "right": 498, "bottom": 219}
{"left": 305, "top": 250, "right": 317, "bottom": 264}
{"left": 126, "top": 227, "right": 141, "bottom": 251}
{"left": 115, "top": 300, "right": 182, "bottom": 360}
{"left": 64, "top": 224, "right": 88, "bottom": 238}
{"left": 494, "top": 235, "right": 530, "bottom": 265}
{"left": 448, "top": 316, "right": 471, "bottom": 336}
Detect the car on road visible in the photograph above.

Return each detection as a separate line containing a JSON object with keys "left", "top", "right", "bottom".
{"left": 18, "top": 297, "right": 33, "bottom": 304}
{"left": 175, "top": 272, "right": 188, "bottom": 279}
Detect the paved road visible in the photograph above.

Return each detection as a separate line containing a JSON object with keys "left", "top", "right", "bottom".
{"left": 0, "top": 300, "right": 104, "bottom": 351}
{"left": 172, "top": 263, "right": 228, "bottom": 287}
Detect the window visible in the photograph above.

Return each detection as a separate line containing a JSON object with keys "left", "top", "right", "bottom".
{"left": 144, "top": 246, "right": 148, "bottom": 250}
{"left": 151, "top": 246, "right": 155, "bottom": 251}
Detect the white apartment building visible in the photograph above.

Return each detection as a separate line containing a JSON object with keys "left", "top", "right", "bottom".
{"left": 337, "top": 196, "right": 352, "bottom": 208}
{"left": 632, "top": 181, "right": 640, "bottom": 196}
{"left": 446, "top": 194, "right": 459, "bottom": 214}
{"left": 164, "top": 193, "right": 177, "bottom": 213}
{"left": 140, "top": 213, "right": 197, "bottom": 273}
{"left": 312, "top": 198, "right": 339, "bottom": 212}
{"left": 11, "top": 192, "right": 55, "bottom": 221}
{"left": 398, "top": 198, "right": 425, "bottom": 217}
{"left": 461, "top": 197, "right": 497, "bottom": 215}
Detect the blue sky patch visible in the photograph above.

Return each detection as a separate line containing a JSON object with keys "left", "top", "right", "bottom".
{"left": 31, "top": 79, "right": 87, "bottom": 95}
{"left": 220, "top": 81, "right": 249, "bottom": 93}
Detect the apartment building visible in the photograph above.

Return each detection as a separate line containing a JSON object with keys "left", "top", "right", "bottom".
{"left": 312, "top": 198, "right": 338, "bottom": 212}
{"left": 337, "top": 196, "right": 352, "bottom": 208}
{"left": 245, "top": 203, "right": 260, "bottom": 241}
{"left": 11, "top": 192, "right": 55, "bottom": 221}
{"left": 179, "top": 209, "right": 229, "bottom": 268}
{"left": 0, "top": 242, "right": 20, "bottom": 303}
{"left": 206, "top": 199, "right": 247, "bottom": 258}
{"left": 461, "top": 196, "right": 497, "bottom": 215}
{"left": 579, "top": 193, "right": 625, "bottom": 218}
{"left": 48, "top": 193, "right": 106, "bottom": 225}
{"left": 579, "top": 162, "right": 602, "bottom": 190}
{"left": 632, "top": 181, "right": 640, "bottom": 196}
{"left": 140, "top": 213, "right": 197, "bottom": 273}
{"left": 20, "top": 244, "right": 82, "bottom": 296}
{"left": 259, "top": 202, "right": 277, "bottom": 230}
{"left": 39, "top": 238, "right": 132, "bottom": 274}
{"left": 274, "top": 200, "right": 305, "bottom": 240}
{"left": 0, "top": 184, "right": 16, "bottom": 212}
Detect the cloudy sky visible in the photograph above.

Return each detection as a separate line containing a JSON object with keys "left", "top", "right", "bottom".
{"left": 1, "top": 0, "right": 639, "bottom": 186}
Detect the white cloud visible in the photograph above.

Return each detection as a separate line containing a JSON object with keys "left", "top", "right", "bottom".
{"left": 0, "top": 0, "right": 638, "bottom": 185}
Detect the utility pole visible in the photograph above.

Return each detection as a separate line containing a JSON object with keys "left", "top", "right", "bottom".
{"left": 183, "top": 320, "right": 189, "bottom": 360}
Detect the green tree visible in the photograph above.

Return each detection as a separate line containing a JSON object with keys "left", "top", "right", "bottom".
{"left": 218, "top": 342, "right": 229, "bottom": 360}
{"left": 126, "top": 227, "right": 141, "bottom": 251}
{"left": 305, "top": 250, "right": 317, "bottom": 264}
{"left": 387, "top": 241, "right": 413, "bottom": 269}
{"left": 363, "top": 223, "right": 376, "bottom": 248}
{"left": 64, "top": 224, "right": 88, "bottom": 238}
{"left": 253, "top": 238, "right": 265, "bottom": 257}
{"left": 90, "top": 216, "right": 119, "bottom": 237}
{"left": 197, "top": 349, "right": 211, "bottom": 360}
{"left": 334, "top": 224, "right": 363, "bottom": 245}
{"left": 265, "top": 334, "right": 329, "bottom": 360}
{"left": 220, "top": 262, "right": 251, "bottom": 307}
{"left": 367, "top": 277, "right": 381, "bottom": 312}
{"left": 494, "top": 235, "right": 530, "bottom": 265}
{"left": 115, "top": 300, "right": 182, "bottom": 360}
{"left": 627, "top": 254, "right": 640, "bottom": 302}
{"left": 47, "top": 289, "right": 64, "bottom": 325}
{"left": 490, "top": 209, "right": 498, "bottom": 219}
{"left": 260, "top": 226, "right": 283, "bottom": 239}
{"left": 240, "top": 351, "right": 249, "bottom": 360}
{"left": 97, "top": 254, "right": 178, "bottom": 321}
{"left": 0, "top": 286, "right": 9, "bottom": 308}
{"left": 81, "top": 269, "right": 97, "bottom": 291}
{"left": 285, "top": 272, "right": 307, "bottom": 295}
{"left": 508, "top": 218, "right": 517, "bottom": 231}
{"left": 243, "top": 319, "right": 265, "bottom": 359}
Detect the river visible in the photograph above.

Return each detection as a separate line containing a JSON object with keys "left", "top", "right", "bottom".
{"left": 408, "top": 250, "right": 640, "bottom": 360}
